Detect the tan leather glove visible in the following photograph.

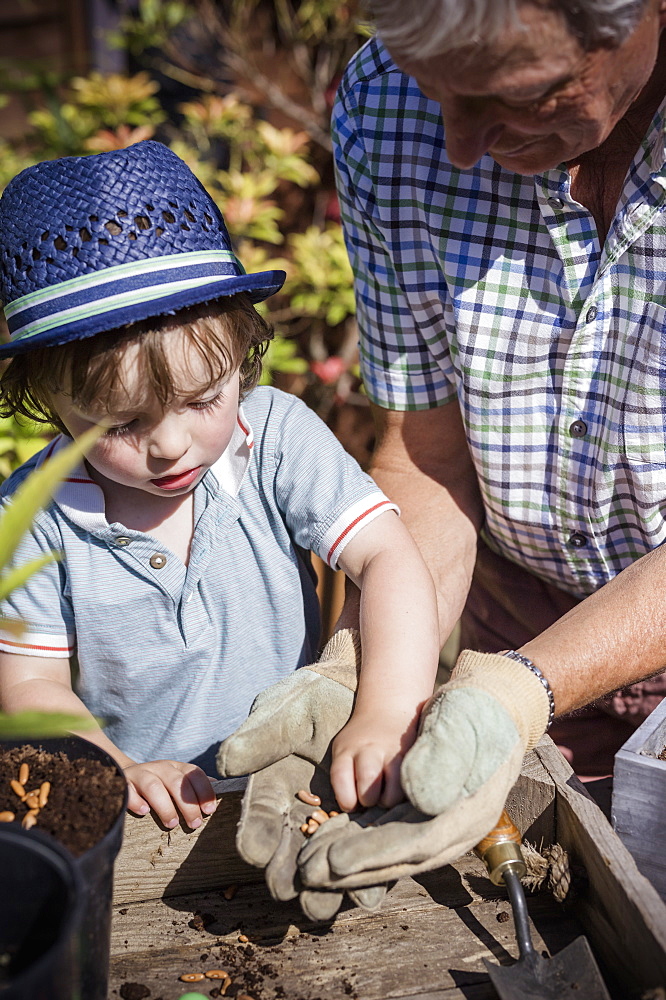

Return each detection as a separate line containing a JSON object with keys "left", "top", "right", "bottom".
{"left": 297, "top": 650, "right": 551, "bottom": 889}
{"left": 216, "top": 629, "right": 387, "bottom": 921}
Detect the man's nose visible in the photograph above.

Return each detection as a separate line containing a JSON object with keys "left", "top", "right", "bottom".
{"left": 148, "top": 416, "right": 192, "bottom": 460}
{"left": 440, "top": 96, "right": 505, "bottom": 169}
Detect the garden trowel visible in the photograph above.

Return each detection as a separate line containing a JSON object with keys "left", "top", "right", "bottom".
{"left": 474, "top": 810, "right": 612, "bottom": 1000}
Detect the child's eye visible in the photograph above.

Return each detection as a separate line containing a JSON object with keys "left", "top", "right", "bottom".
{"left": 189, "top": 392, "right": 223, "bottom": 411}
{"left": 103, "top": 421, "right": 135, "bottom": 437}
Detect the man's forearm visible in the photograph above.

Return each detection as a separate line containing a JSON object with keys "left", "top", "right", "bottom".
{"left": 365, "top": 400, "right": 483, "bottom": 649}
{"left": 522, "top": 545, "right": 666, "bottom": 715}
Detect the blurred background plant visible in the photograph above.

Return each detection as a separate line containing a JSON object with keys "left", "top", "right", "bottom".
{"left": 0, "top": 0, "right": 375, "bottom": 477}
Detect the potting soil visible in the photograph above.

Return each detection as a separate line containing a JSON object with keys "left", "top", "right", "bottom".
{"left": 0, "top": 745, "right": 126, "bottom": 856}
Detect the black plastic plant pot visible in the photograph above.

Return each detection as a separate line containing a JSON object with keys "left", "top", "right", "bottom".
{"left": 0, "top": 824, "right": 85, "bottom": 1000}
{"left": 0, "top": 736, "right": 128, "bottom": 1000}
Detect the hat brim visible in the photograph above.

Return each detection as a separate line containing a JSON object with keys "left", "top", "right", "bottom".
{"left": 0, "top": 269, "right": 285, "bottom": 359}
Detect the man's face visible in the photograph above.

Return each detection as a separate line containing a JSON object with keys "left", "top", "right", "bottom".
{"left": 394, "top": 0, "right": 665, "bottom": 174}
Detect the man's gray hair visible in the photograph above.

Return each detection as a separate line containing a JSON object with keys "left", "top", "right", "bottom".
{"left": 366, "top": 0, "right": 649, "bottom": 60}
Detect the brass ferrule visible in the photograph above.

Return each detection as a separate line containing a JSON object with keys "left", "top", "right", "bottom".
{"left": 481, "top": 844, "right": 527, "bottom": 886}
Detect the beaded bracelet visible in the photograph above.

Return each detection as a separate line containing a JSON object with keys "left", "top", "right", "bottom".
{"left": 502, "top": 650, "right": 556, "bottom": 730}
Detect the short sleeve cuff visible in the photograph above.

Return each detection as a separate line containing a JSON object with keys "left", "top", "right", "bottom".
{"left": 320, "top": 495, "right": 399, "bottom": 569}
{"left": 0, "top": 626, "right": 75, "bottom": 658}
{"left": 359, "top": 356, "right": 458, "bottom": 411}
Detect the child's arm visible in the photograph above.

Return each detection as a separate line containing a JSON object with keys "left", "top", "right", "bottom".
{"left": 0, "top": 652, "right": 215, "bottom": 829}
{"left": 331, "top": 510, "right": 440, "bottom": 812}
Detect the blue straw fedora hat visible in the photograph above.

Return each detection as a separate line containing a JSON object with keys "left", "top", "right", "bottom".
{"left": 0, "top": 140, "right": 286, "bottom": 358}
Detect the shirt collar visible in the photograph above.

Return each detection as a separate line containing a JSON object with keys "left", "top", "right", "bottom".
{"left": 38, "top": 404, "right": 255, "bottom": 532}
{"left": 206, "top": 405, "right": 254, "bottom": 497}
{"left": 646, "top": 91, "right": 666, "bottom": 176}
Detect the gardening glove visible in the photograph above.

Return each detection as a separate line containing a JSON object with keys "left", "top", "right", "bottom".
{"left": 297, "top": 649, "right": 551, "bottom": 890}
{"left": 216, "top": 628, "right": 388, "bottom": 921}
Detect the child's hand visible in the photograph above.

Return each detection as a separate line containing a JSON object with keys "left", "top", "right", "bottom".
{"left": 122, "top": 759, "right": 217, "bottom": 830}
{"left": 329, "top": 709, "right": 419, "bottom": 813}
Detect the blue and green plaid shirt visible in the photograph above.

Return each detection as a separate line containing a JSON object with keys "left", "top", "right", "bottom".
{"left": 333, "top": 36, "right": 666, "bottom": 600}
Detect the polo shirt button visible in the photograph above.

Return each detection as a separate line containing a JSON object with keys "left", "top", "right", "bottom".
{"left": 149, "top": 553, "right": 167, "bottom": 569}
{"left": 586, "top": 306, "right": 598, "bottom": 323}
{"left": 569, "top": 419, "right": 587, "bottom": 438}
{"left": 115, "top": 536, "right": 131, "bottom": 546}
{"left": 568, "top": 531, "right": 588, "bottom": 548}
{"left": 548, "top": 196, "right": 563, "bottom": 209}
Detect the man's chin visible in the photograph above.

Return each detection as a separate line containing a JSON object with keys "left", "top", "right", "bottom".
{"left": 491, "top": 148, "right": 563, "bottom": 175}
{"left": 488, "top": 135, "right": 566, "bottom": 175}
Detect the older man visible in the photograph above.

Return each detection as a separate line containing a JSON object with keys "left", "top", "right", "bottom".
{"left": 334, "top": 0, "right": 666, "bottom": 773}
{"left": 218, "top": 0, "right": 666, "bottom": 912}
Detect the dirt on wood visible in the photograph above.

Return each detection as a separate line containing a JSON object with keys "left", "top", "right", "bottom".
{"left": 0, "top": 744, "right": 126, "bottom": 856}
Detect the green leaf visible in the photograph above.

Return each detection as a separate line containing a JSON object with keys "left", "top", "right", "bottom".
{"left": 0, "top": 552, "right": 60, "bottom": 602}
{"left": 0, "top": 711, "right": 98, "bottom": 739}
{"left": 0, "top": 427, "right": 102, "bottom": 575}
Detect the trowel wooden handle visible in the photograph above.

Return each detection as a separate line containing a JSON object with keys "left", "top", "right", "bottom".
{"left": 474, "top": 809, "right": 527, "bottom": 886}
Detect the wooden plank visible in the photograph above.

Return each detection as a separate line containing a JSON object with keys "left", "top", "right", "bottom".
{"left": 112, "top": 750, "right": 558, "bottom": 907}
{"left": 110, "top": 858, "right": 583, "bottom": 1000}
{"left": 612, "top": 699, "right": 666, "bottom": 898}
{"left": 536, "top": 740, "right": 666, "bottom": 994}
{"left": 506, "top": 738, "right": 557, "bottom": 846}
{"left": 113, "top": 778, "right": 262, "bottom": 905}
{"left": 111, "top": 737, "right": 666, "bottom": 996}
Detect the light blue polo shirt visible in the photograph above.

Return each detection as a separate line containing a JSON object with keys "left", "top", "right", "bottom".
{"left": 0, "top": 387, "right": 395, "bottom": 773}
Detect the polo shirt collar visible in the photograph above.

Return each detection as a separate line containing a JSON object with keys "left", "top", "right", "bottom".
{"left": 38, "top": 404, "right": 254, "bottom": 534}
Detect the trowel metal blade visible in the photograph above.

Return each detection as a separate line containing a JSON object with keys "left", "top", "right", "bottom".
{"left": 483, "top": 935, "right": 612, "bottom": 1000}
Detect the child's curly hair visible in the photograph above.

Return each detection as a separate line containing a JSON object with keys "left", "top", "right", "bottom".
{"left": 0, "top": 293, "right": 273, "bottom": 434}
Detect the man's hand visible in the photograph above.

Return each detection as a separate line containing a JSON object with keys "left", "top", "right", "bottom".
{"left": 296, "top": 650, "right": 551, "bottom": 890}
{"left": 123, "top": 760, "right": 217, "bottom": 830}
{"left": 216, "top": 629, "right": 388, "bottom": 921}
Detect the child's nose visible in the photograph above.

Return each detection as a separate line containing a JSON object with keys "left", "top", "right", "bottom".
{"left": 147, "top": 418, "right": 192, "bottom": 460}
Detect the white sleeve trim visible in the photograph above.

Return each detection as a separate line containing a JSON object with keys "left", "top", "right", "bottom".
{"left": 322, "top": 495, "right": 399, "bottom": 569}
{"left": 0, "top": 627, "right": 74, "bottom": 658}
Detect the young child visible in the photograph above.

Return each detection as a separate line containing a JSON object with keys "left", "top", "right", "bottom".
{"left": 0, "top": 141, "right": 439, "bottom": 832}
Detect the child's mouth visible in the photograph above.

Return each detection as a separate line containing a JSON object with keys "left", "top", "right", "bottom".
{"left": 150, "top": 466, "right": 202, "bottom": 490}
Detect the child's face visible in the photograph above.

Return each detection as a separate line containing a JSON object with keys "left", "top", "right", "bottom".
{"left": 49, "top": 329, "right": 241, "bottom": 499}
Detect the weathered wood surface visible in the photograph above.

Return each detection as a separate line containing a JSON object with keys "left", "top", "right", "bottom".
{"left": 536, "top": 740, "right": 666, "bottom": 994}
{"left": 112, "top": 777, "right": 261, "bottom": 905}
{"left": 613, "top": 697, "right": 666, "bottom": 900}
{"left": 109, "top": 854, "right": 584, "bottom": 1000}
{"left": 109, "top": 738, "right": 666, "bottom": 1000}
{"left": 112, "top": 755, "right": 558, "bottom": 908}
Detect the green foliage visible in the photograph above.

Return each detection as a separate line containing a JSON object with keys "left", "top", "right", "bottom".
{"left": 0, "top": 417, "right": 54, "bottom": 482}
{"left": 286, "top": 226, "right": 356, "bottom": 327}
{"left": 27, "top": 72, "right": 165, "bottom": 155}
{"left": 0, "top": 0, "right": 366, "bottom": 449}
{"left": 0, "top": 711, "right": 100, "bottom": 739}
{"left": 0, "top": 429, "right": 102, "bottom": 738}
{"left": 111, "top": 0, "right": 192, "bottom": 56}
{"left": 259, "top": 337, "right": 309, "bottom": 386}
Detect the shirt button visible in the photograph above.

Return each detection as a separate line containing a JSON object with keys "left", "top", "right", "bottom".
{"left": 115, "top": 536, "right": 131, "bottom": 546}
{"left": 586, "top": 306, "right": 598, "bottom": 323}
{"left": 569, "top": 419, "right": 587, "bottom": 438}
{"left": 149, "top": 553, "right": 167, "bottom": 569}
{"left": 548, "top": 196, "right": 564, "bottom": 209}
{"left": 568, "top": 531, "right": 588, "bottom": 548}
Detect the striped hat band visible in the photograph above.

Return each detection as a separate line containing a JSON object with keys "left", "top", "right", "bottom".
{"left": 5, "top": 250, "right": 245, "bottom": 343}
